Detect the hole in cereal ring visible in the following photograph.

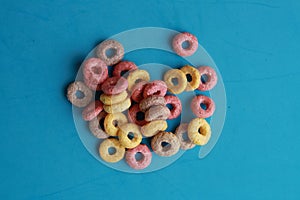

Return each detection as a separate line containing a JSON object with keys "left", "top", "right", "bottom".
{"left": 108, "top": 147, "right": 116, "bottom": 155}
{"left": 136, "top": 111, "right": 145, "bottom": 121}
{"left": 135, "top": 79, "right": 143, "bottom": 84}
{"left": 161, "top": 142, "right": 171, "bottom": 151}
{"left": 166, "top": 103, "right": 173, "bottom": 110}
{"left": 198, "top": 127, "right": 206, "bottom": 136}
{"left": 182, "top": 40, "right": 190, "bottom": 49}
{"left": 99, "top": 118, "right": 105, "bottom": 130}
{"left": 105, "top": 48, "right": 116, "bottom": 58}
{"left": 186, "top": 74, "right": 192, "bottom": 82}
{"left": 135, "top": 152, "right": 144, "bottom": 161}
{"left": 182, "top": 132, "right": 189, "bottom": 141}
{"left": 127, "top": 132, "right": 135, "bottom": 140}
{"left": 171, "top": 78, "right": 178, "bottom": 86}
{"left": 112, "top": 120, "right": 118, "bottom": 127}
{"left": 201, "top": 74, "right": 210, "bottom": 84}
{"left": 92, "top": 66, "right": 102, "bottom": 74}
{"left": 152, "top": 91, "right": 161, "bottom": 95}
{"left": 200, "top": 103, "right": 207, "bottom": 110}
{"left": 120, "top": 70, "right": 129, "bottom": 77}
{"left": 75, "top": 90, "right": 85, "bottom": 99}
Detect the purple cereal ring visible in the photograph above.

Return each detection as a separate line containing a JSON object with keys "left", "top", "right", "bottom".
{"left": 125, "top": 144, "right": 152, "bottom": 170}
{"left": 101, "top": 77, "right": 128, "bottom": 95}
{"left": 139, "top": 95, "right": 166, "bottom": 111}
{"left": 191, "top": 95, "right": 215, "bottom": 118}
{"left": 164, "top": 95, "right": 182, "bottom": 119}
{"left": 88, "top": 111, "right": 109, "bottom": 139}
{"left": 82, "top": 100, "right": 103, "bottom": 121}
{"left": 172, "top": 32, "right": 198, "bottom": 57}
{"left": 130, "top": 81, "right": 148, "bottom": 103}
{"left": 96, "top": 40, "right": 124, "bottom": 66}
{"left": 175, "top": 123, "right": 195, "bottom": 150}
{"left": 151, "top": 131, "right": 180, "bottom": 157}
{"left": 128, "top": 104, "right": 147, "bottom": 126}
{"left": 113, "top": 61, "right": 138, "bottom": 77}
{"left": 143, "top": 80, "right": 167, "bottom": 98}
{"left": 145, "top": 105, "right": 171, "bottom": 122}
{"left": 83, "top": 58, "right": 108, "bottom": 91}
{"left": 197, "top": 66, "right": 218, "bottom": 91}
{"left": 67, "top": 81, "right": 93, "bottom": 107}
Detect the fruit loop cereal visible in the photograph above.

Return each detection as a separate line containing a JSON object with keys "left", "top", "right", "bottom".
{"left": 66, "top": 31, "right": 220, "bottom": 171}
{"left": 191, "top": 95, "right": 215, "bottom": 118}
{"left": 125, "top": 144, "right": 152, "bottom": 170}
{"left": 96, "top": 39, "right": 124, "bottom": 66}
{"left": 172, "top": 32, "right": 198, "bottom": 57}
{"left": 197, "top": 66, "right": 218, "bottom": 91}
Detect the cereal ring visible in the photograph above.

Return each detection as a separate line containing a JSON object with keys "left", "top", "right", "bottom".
{"left": 172, "top": 32, "right": 198, "bottom": 57}
{"left": 101, "top": 77, "right": 128, "bottom": 95}
{"left": 67, "top": 81, "right": 93, "bottom": 107}
{"left": 88, "top": 111, "right": 109, "bottom": 139}
{"left": 99, "top": 138, "right": 125, "bottom": 163}
{"left": 191, "top": 95, "right": 215, "bottom": 118}
{"left": 127, "top": 69, "right": 150, "bottom": 91}
{"left": 118, "top": 123, "right": 142, "bottom": 149}
{"left": 83, "top": 58, "right": 108, "bottom": 90}
{"left": 141, "top": 120, "right": 168, "bottom": 137}
{"left": 96, "top": 40, "right": 124, "bottom": 66}
{"left": 128, "top": 104, "right": 147, "bottom": 126}
{"left": 175, "top": 123, "right": 195, "bottom": 150}
{"left": 145, "top": 105, "right": 170, "bottom": 122}
{"left": 143, "top": 80, "right": 167, "bottom": 98}
{"left": 82, "top": 100, "right": 103, "bottom": 121}
{"left": 139, "top": 95, "right": 166, "bottom": 111}
{"left": 104, "top": 112, "right": 128, "bottom": 136}
{"left": 130, "top": 81, "right": 148, "bottom": 103}
{"left": 188, "top": 118, "right": 211, "bottom": 145}
{"left": 125, "top": 144, "right": 152, "bottom": 170}
{"left": 151, "top": 132, "right": 180, "bottom": 157}
{"left": 100, "top": 91, "right": 128, "bottom": 105}
{"left": 197, "top": 66, "right": 218, "bottom": 91}
{"left": 164, "top": 95, "right": 182, "bottom": 119}
{"left": 181, "top": 65, "right": 201, "bottom": 91}
{"left": 113, "top": 61, "right": 138, "bottom": 77}
{"left": 164, "top": 69, "right": 187, "bottom": 94}
{"left": 103, "top": 97, "right": 131, "bottom": 113}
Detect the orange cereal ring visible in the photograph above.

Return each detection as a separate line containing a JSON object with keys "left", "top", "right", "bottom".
{"left": 118, "top": 123, "right": 142, "bottom": 149}
{"left": 163, "top": 69, "right": 187, "bottom": 94}
{"left": 104, "top": 112, "right": 128, "bottom": 136}
{"left": 180, "top": 65, "right": 201, "bottom": 91}
{"left": 99, "top": 138, "right": 125, "bottom": 163}
{"left": 127, "top": 69, "right": 150, "bottom": 91}
{"left": 187, "top": 118, "right": 211, "bottom": 145}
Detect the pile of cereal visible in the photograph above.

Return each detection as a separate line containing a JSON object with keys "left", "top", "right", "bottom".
{"left": 67, "top": 32, "right": 218, "bottom": 170}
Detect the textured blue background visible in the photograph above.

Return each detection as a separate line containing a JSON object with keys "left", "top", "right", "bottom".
{"left": 1, "top": 0, "right": 300, "bottom": 199}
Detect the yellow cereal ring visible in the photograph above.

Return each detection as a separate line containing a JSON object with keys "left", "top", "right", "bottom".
{"left": 181, "top": 65, "right": 201, "bottom": 91}
{"left": 100, "top": 91, "right": 128, "bottom": 105}
{"left": 163, "top": 69, "right": 187, "bottom": 94}
{"left": 141, "top": 120, "right": 168, "bottom": 137}
{"left": 99, "top": 138, "right": 125, "bottom": 163}
{"left": 188, "top": 118, "right": 211, "bottom": 145}
{"left": 104, "top": 112, "right": 128, "bottom": 136}
{"left": 127, "top": 69, "right": 150, "bottom": 91}
{"left": 118, "top": 123, "right": 142, "bottom": 149}
{"left": 103, "top": 98, "right": 131, "bottom": 113}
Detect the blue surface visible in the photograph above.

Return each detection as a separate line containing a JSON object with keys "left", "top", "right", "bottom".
{"left": 1, "top": 0, "right": 300, "bottom": 199}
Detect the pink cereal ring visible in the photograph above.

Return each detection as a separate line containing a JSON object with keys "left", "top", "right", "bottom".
{"left": 191, "top": 95, "right": 215, "bottom": 118}
{"left": 83, "top": 58, "right": 108, "bottom": 91}
{"left": 113, "top": 61, "right": 138, "bottom": 77}
{"left": 172, "top": 32, "right": 198, "bottom": 57}
{"left": 101, "top": 77, "right": 128, "bottom": 95}
{"left": 130, "top": 81, "right": 148, "bottom": 103}
{"left": 143, "top": 80, "right": 167, "bottom": 98}
{"left": 197, "top": 66, "right": 218, "bottom": 91}
{"left": 164, "top": 95, "right": 182, "bottom": 119}
{"left": 82, "top": 100, "right": 104, "bottom": 121}
{"left": 128, "top": 104, "right": 147, "bottom": 126}
{"left": 125, "top": 144, "right": 152, "bottom": 170}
